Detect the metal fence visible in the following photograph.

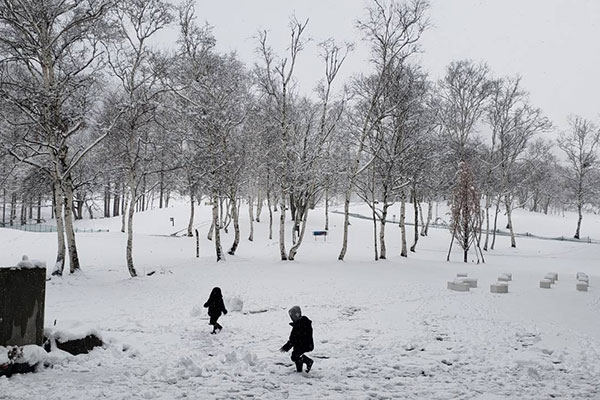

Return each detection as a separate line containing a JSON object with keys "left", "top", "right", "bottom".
{"left": 332, "top": 210, "right": 599, "bottom": 245}
{"left": 0, "top": 223, "right": 108, "bottom": 233}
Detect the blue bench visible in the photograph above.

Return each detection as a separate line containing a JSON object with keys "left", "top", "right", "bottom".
{"left": 313, "top": 230, "right": 328, "bottom": 241}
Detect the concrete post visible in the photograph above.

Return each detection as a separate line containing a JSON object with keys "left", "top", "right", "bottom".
{"left": 0, "top": 258, "right": 46, "bottom": 346}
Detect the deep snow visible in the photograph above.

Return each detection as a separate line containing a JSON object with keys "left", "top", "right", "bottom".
{"left": 1, "top": 201, "right": 599, "bottom": 399}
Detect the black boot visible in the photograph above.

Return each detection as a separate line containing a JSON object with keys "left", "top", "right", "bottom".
{"left": 294, "top": 360, "right": 303, "bottom": 372}
{"left": 303, "top": 356, "right": 314, "bottom": 373}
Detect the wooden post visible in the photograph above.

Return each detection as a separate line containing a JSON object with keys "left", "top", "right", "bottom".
{"left": 195, "top": 229, "right": 199, "bottom": 258}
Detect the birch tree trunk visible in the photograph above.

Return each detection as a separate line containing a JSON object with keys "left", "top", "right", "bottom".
{"left": 463, "top": 211, "right": 470, "bottom": 263}
{"left": 207, "top": 220, "right": 214, "bottom": 240}
{"left": 104, "top": 182, "right": 110, "bottom": 217}
{"left": 187, "top": 190, "right": 195, "bottom": 237}
{"left": 121, "top": 192, "right": 129, "bottom": 233}
{"left": 324, "top": 187, "right": 329, "bottom": 231}
{"left": 505, "top": 196, "right": 516, "bottom": 248}
{"left": 228, "top": 198, "right": 240, "bottom": 255}
{"left": 112, "top": 183, "right": 120, "bottom": 217}
{"left": 423, "top": 200, "right": 432, "bottom": 236}
{"left": 10, "top": 192, "right": 16, "bottom": 226}
{"left": 20, "top": 200, "right": 25, "bottom": 225}
{"left": 338, "top": 194, "right": 351, "bottom": 260}
{"left": 126, "top": 178, "right": 138, "bottom": 277}
{"left": 267, "top": 191, "right": 273, "bottom": 240}
{"left": 36, "top": 195, "right": 41, "bottom": 223}
{"left": 400, "top": 191, "right": 407, "bottom": 257}
{"left": 212, "top": 195, "right": 223, "bottom": 261}
{"left": 410, "top": 193, "right": 419, "bottom": 252}
{"left": 219, "top": 197, "right": 224, "bottom": 229}
{"left": 159, "top": 170, "right": 164, "bottom": 209}
{"left": 51, "top": 182, "right": 66, "bottom": 276}
{"left": 63, "top": 178, "right": 81, "bottom": 273}
{"left": 248, "top": 196, "right": 254, "bottom": 241}
{"left": 491, "top": 196, "right": 501, "bottom": 250}
{"left": 288, "top": 207, "right": 309, "bottom": 260}
{"left": 255, "top": 190, "right": 262, "bottom": 222}
{"left": 417, "top": 201, "right": 425, "bottom": 236}
{"left": 372, "top": 202, "right": 379, "bottom": 261}
{"left": 2, "top": 188, "right": 5, "bottom": 225}
{"left": 483, "top": 194, "right": 491, "bottom": 250}
{"left": 575, "top": 198, "right": 583, "bottom": 239}
{"left": 279, "top": 194, "right": 287, "bottom": 260}
{"left": 379, "top": 204, "right": 388, "bottom": 260}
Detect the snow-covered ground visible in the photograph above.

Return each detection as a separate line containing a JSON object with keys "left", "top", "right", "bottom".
{"left": 1, "top": 201, "right": 600, "bottom": 399}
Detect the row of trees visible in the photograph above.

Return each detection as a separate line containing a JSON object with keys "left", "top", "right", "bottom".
{"left": 0, "top": 0, "right": 599, "bottom": 275}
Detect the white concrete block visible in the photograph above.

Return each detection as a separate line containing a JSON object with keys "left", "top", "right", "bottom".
{"left": 540, "top": 279, "right": 552, "bottom": 289}
{"left": 498, "top": 274, "right": 511, "bottom": 282}
{"left": 548, "top": 272, "right": 558, "bottom": 281}
{"left": 457, "top": 273, "right": 468, "bottom": 278}
{"left": 490, "top": 283, "right": 508, "bottom": 293}
{"left": 576, "top": 282, "right": 588, "bottom": 292}
{"left": 543, "top": 273, "right": 556, "bottom": 284}
{"left": 460, "top": 278, "right": 478, "bottom": 288}
{"left": 447, "top": 280, "right": 470, "bottom": 292}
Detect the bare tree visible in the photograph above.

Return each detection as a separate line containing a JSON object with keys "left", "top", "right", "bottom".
{"left": 287, "top": 39, "right": 349, "bottom": 260}
{"left": 447, "top": 162, "right": 484, "bottom": 263}
{"left": 558, "top": 117, "right": 600, "bottom": 239}
{"left": 255, "top": 17, "right": 309, "bottom": 260}
{"left": 0, "top": 0, "right": 114, "bottom": 275}
{"left": 435, "top": 60, "right": 492, "bottom": 163}
{"left": 338, "top": 0, "right": 429, "bottom": 260}
{"left": 105, "top": 0, "right": 173, "bottom": 277}
{"left": 487, "top": 76, "right": 551, "bottom": 248}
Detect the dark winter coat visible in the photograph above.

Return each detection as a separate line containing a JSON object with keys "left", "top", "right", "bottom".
{"left": 204, "top": 288, "right": 227, "bottom": 318}
{"left": 282, "top": 316, "right": 314, "bottom": 354}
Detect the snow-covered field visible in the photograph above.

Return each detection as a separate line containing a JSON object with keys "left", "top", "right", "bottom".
{"left": 1, "top": 201, "right": 600, "bottom": 399}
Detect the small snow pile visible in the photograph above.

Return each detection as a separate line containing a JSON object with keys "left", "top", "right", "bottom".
{"left": 19, "top": 345, "right": 48, "bottom": 366}
{"left": 44, "top": 324, "right": 103, "bottom": 345}
{"left": 190, "top": 304, "right": 205, "bottom": 317}
{"left": 0, "top": 345, "right": 48, "bottom": 367}
{"left": 224, "top": 296, "right": 244, "bottom": 313}
{"left": 43, "top": 322, "right": 104, "bottom": 356}
{"left": 175, "top": 356, "right": 204, "bottom": 379}
{"left": 224, "top": 350, "right": 259, "bottom": 367}
{"left": 11, "top": 255, "right": 46, "bottom": 270}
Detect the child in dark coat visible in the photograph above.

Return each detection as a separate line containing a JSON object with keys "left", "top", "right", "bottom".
{"left": 279, "top": 305, "right": 314, "bottom": 372}
{"left": 203, "top": 287, "right": 228, "bottom": 334}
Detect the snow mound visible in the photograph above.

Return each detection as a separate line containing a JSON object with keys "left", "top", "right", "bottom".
{"left": 44, "top": 323, "right": 103, "bottom": 344}
{"left": 225, "top": 296, "right": 244, "bottom": 313}
{"left": 0, "top": 345, "right": 48, "bottom": 366}
{"left": 1, "top": 255, "right": 47, "bottom": 270}
{"left": 190, "top": 304, "right": 205, "bottom": 317}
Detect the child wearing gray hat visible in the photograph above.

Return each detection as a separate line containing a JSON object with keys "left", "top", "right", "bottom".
{"left": 279, "top": 305, "right": 314, "bottom": 372}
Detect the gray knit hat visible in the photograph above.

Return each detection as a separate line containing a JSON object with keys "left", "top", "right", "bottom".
{"left": 288, "top": 305, "right": 302, "bottom": 322}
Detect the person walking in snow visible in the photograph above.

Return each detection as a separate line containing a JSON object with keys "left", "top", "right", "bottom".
{"left": 203, "top": 287, "right": 228, "bottom": 334}
{"left": 279, "top": 305, "right": 314, "bottom": 373}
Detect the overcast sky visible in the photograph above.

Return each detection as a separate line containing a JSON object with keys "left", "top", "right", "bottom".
{"left": 175, "top": 0, "right": 600, "bottom": 132}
